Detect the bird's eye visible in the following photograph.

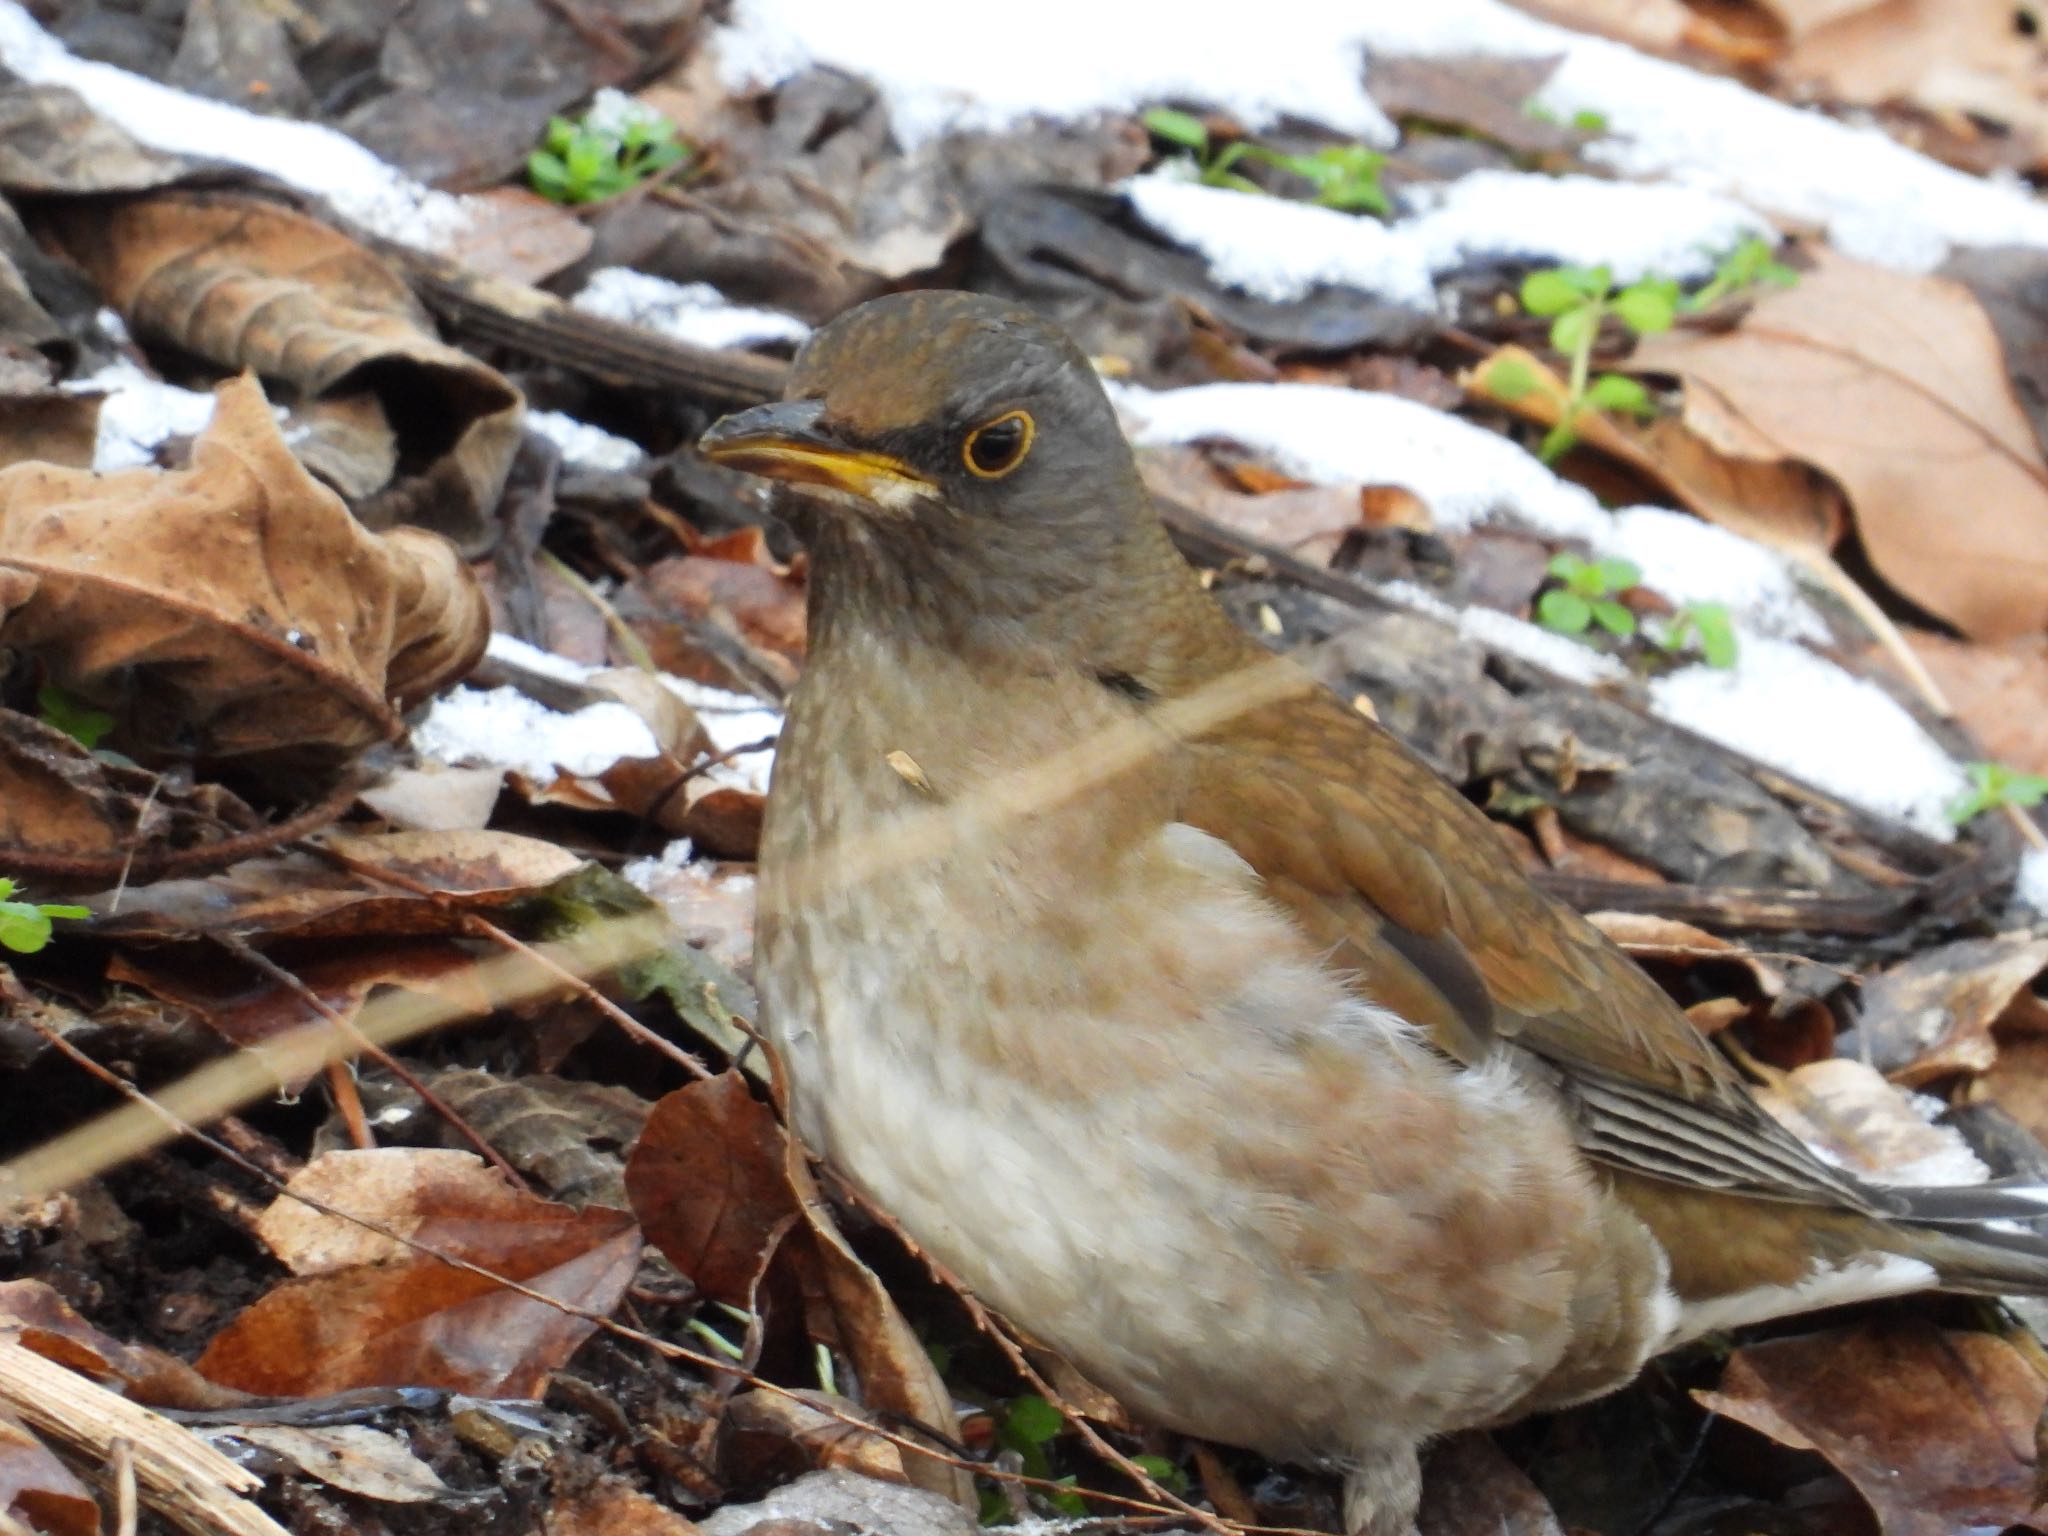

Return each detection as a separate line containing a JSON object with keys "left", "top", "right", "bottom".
{"left": 962, "top": 410, "right": 1034, "bottom": 479}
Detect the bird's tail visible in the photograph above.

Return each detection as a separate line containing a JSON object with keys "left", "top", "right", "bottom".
{"left": 1890, "top": 1177, "right": 2048, "bottom": 1297}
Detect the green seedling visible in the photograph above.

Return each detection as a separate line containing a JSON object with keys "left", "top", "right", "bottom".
{"left": 1517, "top": 264, "right": 1676, "bottom": 461}
{"left": 0, "top": 877, "right": 88, "bottom": 955}
{"left": 1142, "top": 109, "right": 1391, "bottom": 215}
{"left": 980, "top": 1395, "right": 1086, "bottom": 1522}
{"left": 1537, "top": 553, "right": 1642, "bottom": 641}
{"left": 1682, "top": 234, "right": 1798, "bottom": 314}
{"left": 37, "top": 683, "right": 113, "bottom": 750}
{"left": 1947, "top": 760, "right": 2048, "bottom": 826}
{"left": 1653, "top": 601, "right": 1738, "bottom": 669}
{"left": 529, "top": 104, "right": 690, "bottom": 205}
{"left": 1521, "top": 101, "right": 1610, "bottom": 134}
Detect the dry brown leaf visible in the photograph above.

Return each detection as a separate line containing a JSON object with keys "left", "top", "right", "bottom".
{"left": 0, "top": 1279, "right": 242, "bottom": 1412}
{"left": 1776, "top": 1, "right": 2048, "bottom": 162}
{"left": 625, "top": 1073, "right": 801, "bottom": 1309}
{"left": 1417, "top": 1432, "right": 1562, "bottom": 1536}
{"left": 1137, "top": 444, "right": 1374, "bottom": 562}
{"left": 199, "top": 1150, "right": 639, "bottom": 1398}
{"left": 213, "top": 1424, "right": 451, "bottom": 1504}
{"left": 543, "top": 1478, "right": 704, "bottom": 1536}
{"left": 1903, "top": 627, "right": 2048, "bottom": 776}
{"left": 34, "top": 192, "right": 525, "bottom": 554}
{"left": 1754, "top": 1058, "right": 1979, "bottom": 1182}
{"left": 0, "top": 374, "right": 488, "bottom": 766}
{"left": 89, "top": 830, "right": 583, "bottom": 942}
{"left": 726, "top": 1390, "right": 908, "bottom": 1486}
{"left": 1859, "top": 932, "right": 2048, "bottom": 1084}
{"left": 0, "top": 1408, "right": 98, "bottom": 1536}
{"left": 1696, "top": 1318, "right": 2046, "bottom": 1536}
{"left": 1632, "top": 248, "right": 2048, "bottom": 640}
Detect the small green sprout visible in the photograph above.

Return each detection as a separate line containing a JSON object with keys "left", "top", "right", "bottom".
{"left": 1129, "top": 1454, "right": 1190, "bottom": 1494}
{"left": 1682, "top": 234, "right": 1798, "bottom": 314}
{"left": 982, "top": 1395, "right": 1086, "bottom": 1521}
{"left": 1141, "top": 109, "right": 1390, "bottom": 215}
{"left": 1518, "top": 264, "right": 1675, "bottom": 461}
{"left": 0, "top": 877, "right": 89, "bottom": 955}
{"left": 1947, "top": 761, "right": 2048, "bottom": 826}
{"left": 37, "top": 683, "right": 114, "bottom": 750}
{"left": 1537, "top": 553, "right": 1642, "bottom": 640}
{"left": 1653, "top": 601, "right": 1739, "bottom": 670}
{"left": 1522, "top": 101, "right": 1610, "bottom": 134}
{"left": 529, "top": 101, "right": 690, "bottom": 205}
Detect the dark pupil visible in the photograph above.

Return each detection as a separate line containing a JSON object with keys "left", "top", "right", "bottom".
{"left": 970, "top": 417, "right": 1024, "bottom": 471}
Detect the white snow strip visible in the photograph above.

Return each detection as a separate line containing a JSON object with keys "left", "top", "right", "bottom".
{"left": 1603, "top": 506, "right": 1822, "bottom": 641}
{"left": 715, "top": 0, "right": 1397, "bottom": 152}
{"left": 573, "top": 269, "right": 812, "bottom": 352}
{"left": 1649, "top": 635, "right": 1964, "bottom": 840}
{"left": 0, "top": 3, "right": 472, "bottom": 249}
{"left": 2018, "top": 847, "right": 2048, "bottom": 916}
{"left": 1382, "top": 579, "right": 1628, "bottom": 686}
{"left": 67, "top": 358, "right": 217, "bottom": 472}
{"left": 412, "top": 687, "right": 658, "bottom": 784}
{"left": 526, "top": 409, "right": 647, "bottom": 474}
{"left": 581, "top": 87, "right": 671, "bottom": 140}
{"left": 1115, "top": 380, "right": 1609, "bottom": 541}
{"left": 481, "top": 634, "right": 782, "bottom": 795}
{"left": 485, "top": 632, "right": 596, "bottom": 686}
{"left": 1125, "top": 170, "right": 1765, "bottom": 306}
{"left": 715, "top": 0, "right": 2048, "bottom": 274}
{"left": 657, "top": 676, "right": 782, "bottom": 796}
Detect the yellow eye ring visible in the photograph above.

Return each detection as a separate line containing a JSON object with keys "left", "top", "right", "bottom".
{"left": 962, "top": 410, "right": 1035, "bottom": 479}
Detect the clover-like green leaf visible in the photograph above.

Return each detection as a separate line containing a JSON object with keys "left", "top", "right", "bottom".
{"left": 1537, "top": 587, "right": 1593, "bottom": 634}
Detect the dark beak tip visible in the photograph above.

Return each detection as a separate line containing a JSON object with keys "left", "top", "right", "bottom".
{"left": 700, "top": 398, "right": 828, "bottom": 458}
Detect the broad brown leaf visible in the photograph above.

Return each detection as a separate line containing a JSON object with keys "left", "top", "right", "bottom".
{"left": 34, "top": 193, "right": 524, "bottom": 554}
{"left": 0, "top": 1409, "right": 98, "bottom": 1536}
{"left": 1633, "top": 248, "right": 2048, "bottom": 640}
{"left": 0, "top": 374, "right": 488, "bottom": 766}
{"left": 199, "top": 1149, "right": 639, "bottom": 1397}
{"left": 1697, "top": 1318, "right": 2046, "bottom": 1536}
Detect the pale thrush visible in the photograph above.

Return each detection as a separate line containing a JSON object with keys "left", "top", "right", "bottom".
{"left": 698, "top": 290, "right": 2048, "bottom": 1535}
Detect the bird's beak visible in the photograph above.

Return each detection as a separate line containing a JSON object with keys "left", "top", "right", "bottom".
{"left": 698, "top": 399, "right": 936, "bottom": 512}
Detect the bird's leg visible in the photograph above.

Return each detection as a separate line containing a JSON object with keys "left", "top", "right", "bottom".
{"left": 1341, "top": 1444, "right": 1423, "bottom": 1536}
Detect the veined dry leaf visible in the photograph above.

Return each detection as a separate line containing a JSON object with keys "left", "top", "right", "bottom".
{"left": 1418, "top": 1433, "right": 1562, "bottom": 1536}
{"left": 0, "top": 375, "right": 488, "bottom": 766}
{"left": 0, "top": 1279, "right": 242, "bottom": 1412}
{"left": 0, "top": 1409, "right": 98, "bottom": 1536}
{"left": 210, "top": 1424, "right": 451, "bottom": 1504}
{"left": 1631, "top": 247, "right": 2048, "bottom": 641}
{"left": 87, "top": 830, "right": 583, "bottom": 942}
{"left": 543, "top": 1478, "right": 704, "bottom": 1536}
{"left": 34, "top": 193, "right": 524, "bottom": 554}
{"left": 1859, "top": 932, "right": 2048, "bottom": 1085}
{"left": 200, "top": 1149, "right": 639, "bottom": 1398}
{"left": 1755, "top": 1057, "right": 1982, "bottom": 1183}
{"left": 1773, "top": 1, "right": 2048, "bottom": 163}
{"left": 625, "top": 1073, "right": 800, "bottom": 1309}
{"left": 1696, "top": 1319, "right": 2046, "bottom": 1536}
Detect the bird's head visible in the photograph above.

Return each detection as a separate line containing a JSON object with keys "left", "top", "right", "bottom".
{"left": 699, "top": 292, "right": 1167, "bottom": 640}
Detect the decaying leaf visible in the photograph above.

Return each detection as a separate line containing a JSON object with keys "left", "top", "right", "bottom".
{"left": 0, "top": 374, "right": 488, "bottom": 767}
{"left": 209, "top": 1423, "right": 452, "bottom": 1504}
{"left": 199, "top": 1149, "right": 639, "bottom": 1397}
{"left": 1858, "top": 932, "right": 2048, "bottom": 1085}
{"left": 35, "top": 192, "right": 526, "bottom": 554}
{"left": 543, "top": 1476, "right": 705, "bottom": 1536}
{"left": 1418, "top": 1432, "right": 1562, "bottom": 1536}
{"left": 1755, "top": 1058, "right": 1983, "bottom": 1184}
{"left": 626, "top": 1073, "right": 800, "bottom": 1309}
{"left": 1632, "top": 248, "right": 2048, "bottom": 640}
{"left": 0, "top": 1408, "right": 98, "bottom": 1536}
{"left": 0, "top": 1279, "right": 242, "bottom": 1411}
{"left": 1697, "top": 1319, "right": 2047, "bottom": 1536}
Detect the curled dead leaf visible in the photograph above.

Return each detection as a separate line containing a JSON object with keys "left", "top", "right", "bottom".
{"left": 0, "top": 374, "right": 488, "bottom": 768}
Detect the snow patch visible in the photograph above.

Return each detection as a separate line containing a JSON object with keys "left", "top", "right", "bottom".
{"left": 714, "top": 0, "right": 2048, "bottom": 274}
{"left": 1125, "top": 171, "right": 1765, "bottom": 306}
{"left": 573, "top": 269, "right": 812, "bottom": 351}
{"left": 1649, "top": 635, "right": 1964, "bottom": 840}
{"left": 0, "top": 2, "right": 472, "bottom": 249}
{"left": 2019, "top": 847, "right": 2048, "bottom": 916}
{"left": 1114, "top": 380, "right": 1608, "bottom": 540}
{"left": 412, "top": 687, "right": 658, "bottom": 784}
{"left": 67, "top": 358, "right": 217, "bottom": 472}
{"left": 1603, "top": 506, "right": 1822, "bottom": 641}
{"left": 526, "top": 409, "right": 647, "bottom": 474}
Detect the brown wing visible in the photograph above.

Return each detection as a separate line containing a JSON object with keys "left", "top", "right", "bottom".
{"left": 1176, "top": 675, "right": 1887, "bottom": 1214}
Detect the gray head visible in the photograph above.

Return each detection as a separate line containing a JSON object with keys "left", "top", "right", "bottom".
{"left": 698, "top": 292, "right": 1161, "bottom": 640}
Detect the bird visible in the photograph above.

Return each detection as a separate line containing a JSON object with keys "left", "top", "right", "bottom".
{"left": 697, "top": 290, "right": 2048, "bottom": 1535}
